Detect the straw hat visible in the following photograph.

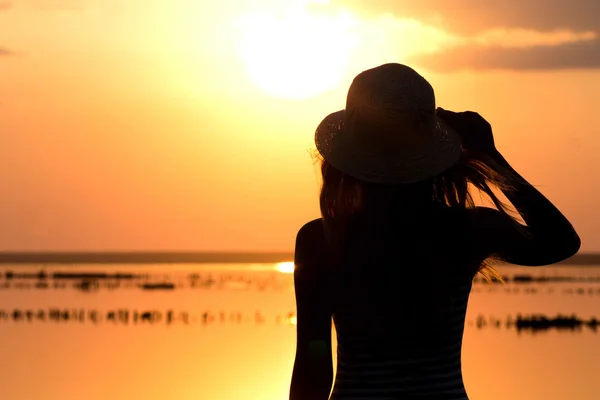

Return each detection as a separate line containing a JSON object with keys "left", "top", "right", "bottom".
{"left": 315, "top": 63, "right": 462, "bottom": 184}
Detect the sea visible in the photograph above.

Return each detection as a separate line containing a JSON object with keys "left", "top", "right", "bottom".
{"left": 1, "top": 260, "right": 599, "bottom": 400}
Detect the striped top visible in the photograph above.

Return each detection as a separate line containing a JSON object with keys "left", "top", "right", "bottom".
{"left": 329, "top": 273, "right": 473, "bottom": 400}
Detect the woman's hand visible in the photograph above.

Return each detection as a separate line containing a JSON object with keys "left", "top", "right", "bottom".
{"left": 436, "top": 108, "right": 497, "bottom": 155}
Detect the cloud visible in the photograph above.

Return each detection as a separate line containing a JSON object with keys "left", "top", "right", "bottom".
{"left": 329, "top": 0, "right": 600, "bottom": 34}
{"left": 332, "top": 11, "right": 599, "bottom": 71}
{"left": 469, "top": 28, "right": 597, "bottom": 49}
{"left": 0, "top": 47, "right": 14, "bottom": 56}
{"left": 312, "top": 0, "right": 600, "bottom": 71}
{"left": 408, "top": 38, "right": 600, "bottom": 71}
{"left": 0, "top": 2, "right": 11, "bottom": 10}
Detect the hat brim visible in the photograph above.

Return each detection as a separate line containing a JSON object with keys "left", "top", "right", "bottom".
{"left": 314, "top": 110, "right": 463, "bottom": 184}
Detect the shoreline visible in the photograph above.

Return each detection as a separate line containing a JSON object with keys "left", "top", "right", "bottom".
{"left": 0, "top": 252, "right": 598, "bottom": 265}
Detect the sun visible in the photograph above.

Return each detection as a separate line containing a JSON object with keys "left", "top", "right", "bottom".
{"left": 236, "top": 8, "right": 358, "bottom": 100}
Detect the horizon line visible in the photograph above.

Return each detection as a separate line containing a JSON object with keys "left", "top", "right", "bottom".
{"left": 0, "top": 251, "right": 598, "bottom": 265}
{"left": 0, "top": 251, "right": 294, "bottom": 264}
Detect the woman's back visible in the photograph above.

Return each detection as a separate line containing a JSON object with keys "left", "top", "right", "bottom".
{"left": 308, "top": 206, "right": 480, "bottom": 398}
{"left": 332, "top": 276, "right": 472, "bottom": 399}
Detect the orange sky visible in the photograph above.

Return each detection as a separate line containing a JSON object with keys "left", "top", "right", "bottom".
{"left": 0, "top": 0, "right": 599, "bottom": 252}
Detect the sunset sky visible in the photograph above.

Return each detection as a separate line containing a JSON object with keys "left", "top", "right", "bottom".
{"left": 1, "top": 0, "right": 599, "bottom": 252}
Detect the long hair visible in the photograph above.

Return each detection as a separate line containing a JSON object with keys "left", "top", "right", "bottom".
{"left": 315, "top": 150, "right": 527, "bottom": 282}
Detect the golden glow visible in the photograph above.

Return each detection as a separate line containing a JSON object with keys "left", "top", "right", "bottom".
{"left": 236, "top": 8, "right": 358, "bottom": 99}
{"left": 0, "top": 0, "right": 597, "bottom": 253}
{"left": 276, "top": 262, "right": 295, "bottom": 273}
{"left": 234, "top": 6, "right": 462, "bottom": 100}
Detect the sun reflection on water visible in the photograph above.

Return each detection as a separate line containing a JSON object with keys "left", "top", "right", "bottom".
{"left": 275, "top": 262, "right": 295, "bottom": 274}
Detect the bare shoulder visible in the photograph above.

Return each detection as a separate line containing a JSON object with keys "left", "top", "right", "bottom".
{"left": 464, "top": 206, "right": 552, "bottom": 266}
{"left": 294, "top": 218, "right": 327, "bottom": 266}
{"left": 466, "top": 206, "right": 511, "bottom": 227}
{"left": 465, "top": 205, "right": 518, "bottom": 236}
{"left": 464, "top": 206, "right": 519, "bottom": 259}
{"left": 295, "top": 218, "right": 325, "bottom": 244}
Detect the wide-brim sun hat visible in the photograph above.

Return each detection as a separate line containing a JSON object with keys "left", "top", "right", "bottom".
{"left": 315, "top": 63, "right": 463, "bottom": 185}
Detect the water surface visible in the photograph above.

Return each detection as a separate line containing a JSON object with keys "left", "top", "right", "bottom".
{"left": 1, "top": 263, "right": 599, "bottom": 400}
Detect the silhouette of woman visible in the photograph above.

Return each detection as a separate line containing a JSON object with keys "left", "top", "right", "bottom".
{"left": 289, "top": 63, "right": 581, "bottom": 399}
